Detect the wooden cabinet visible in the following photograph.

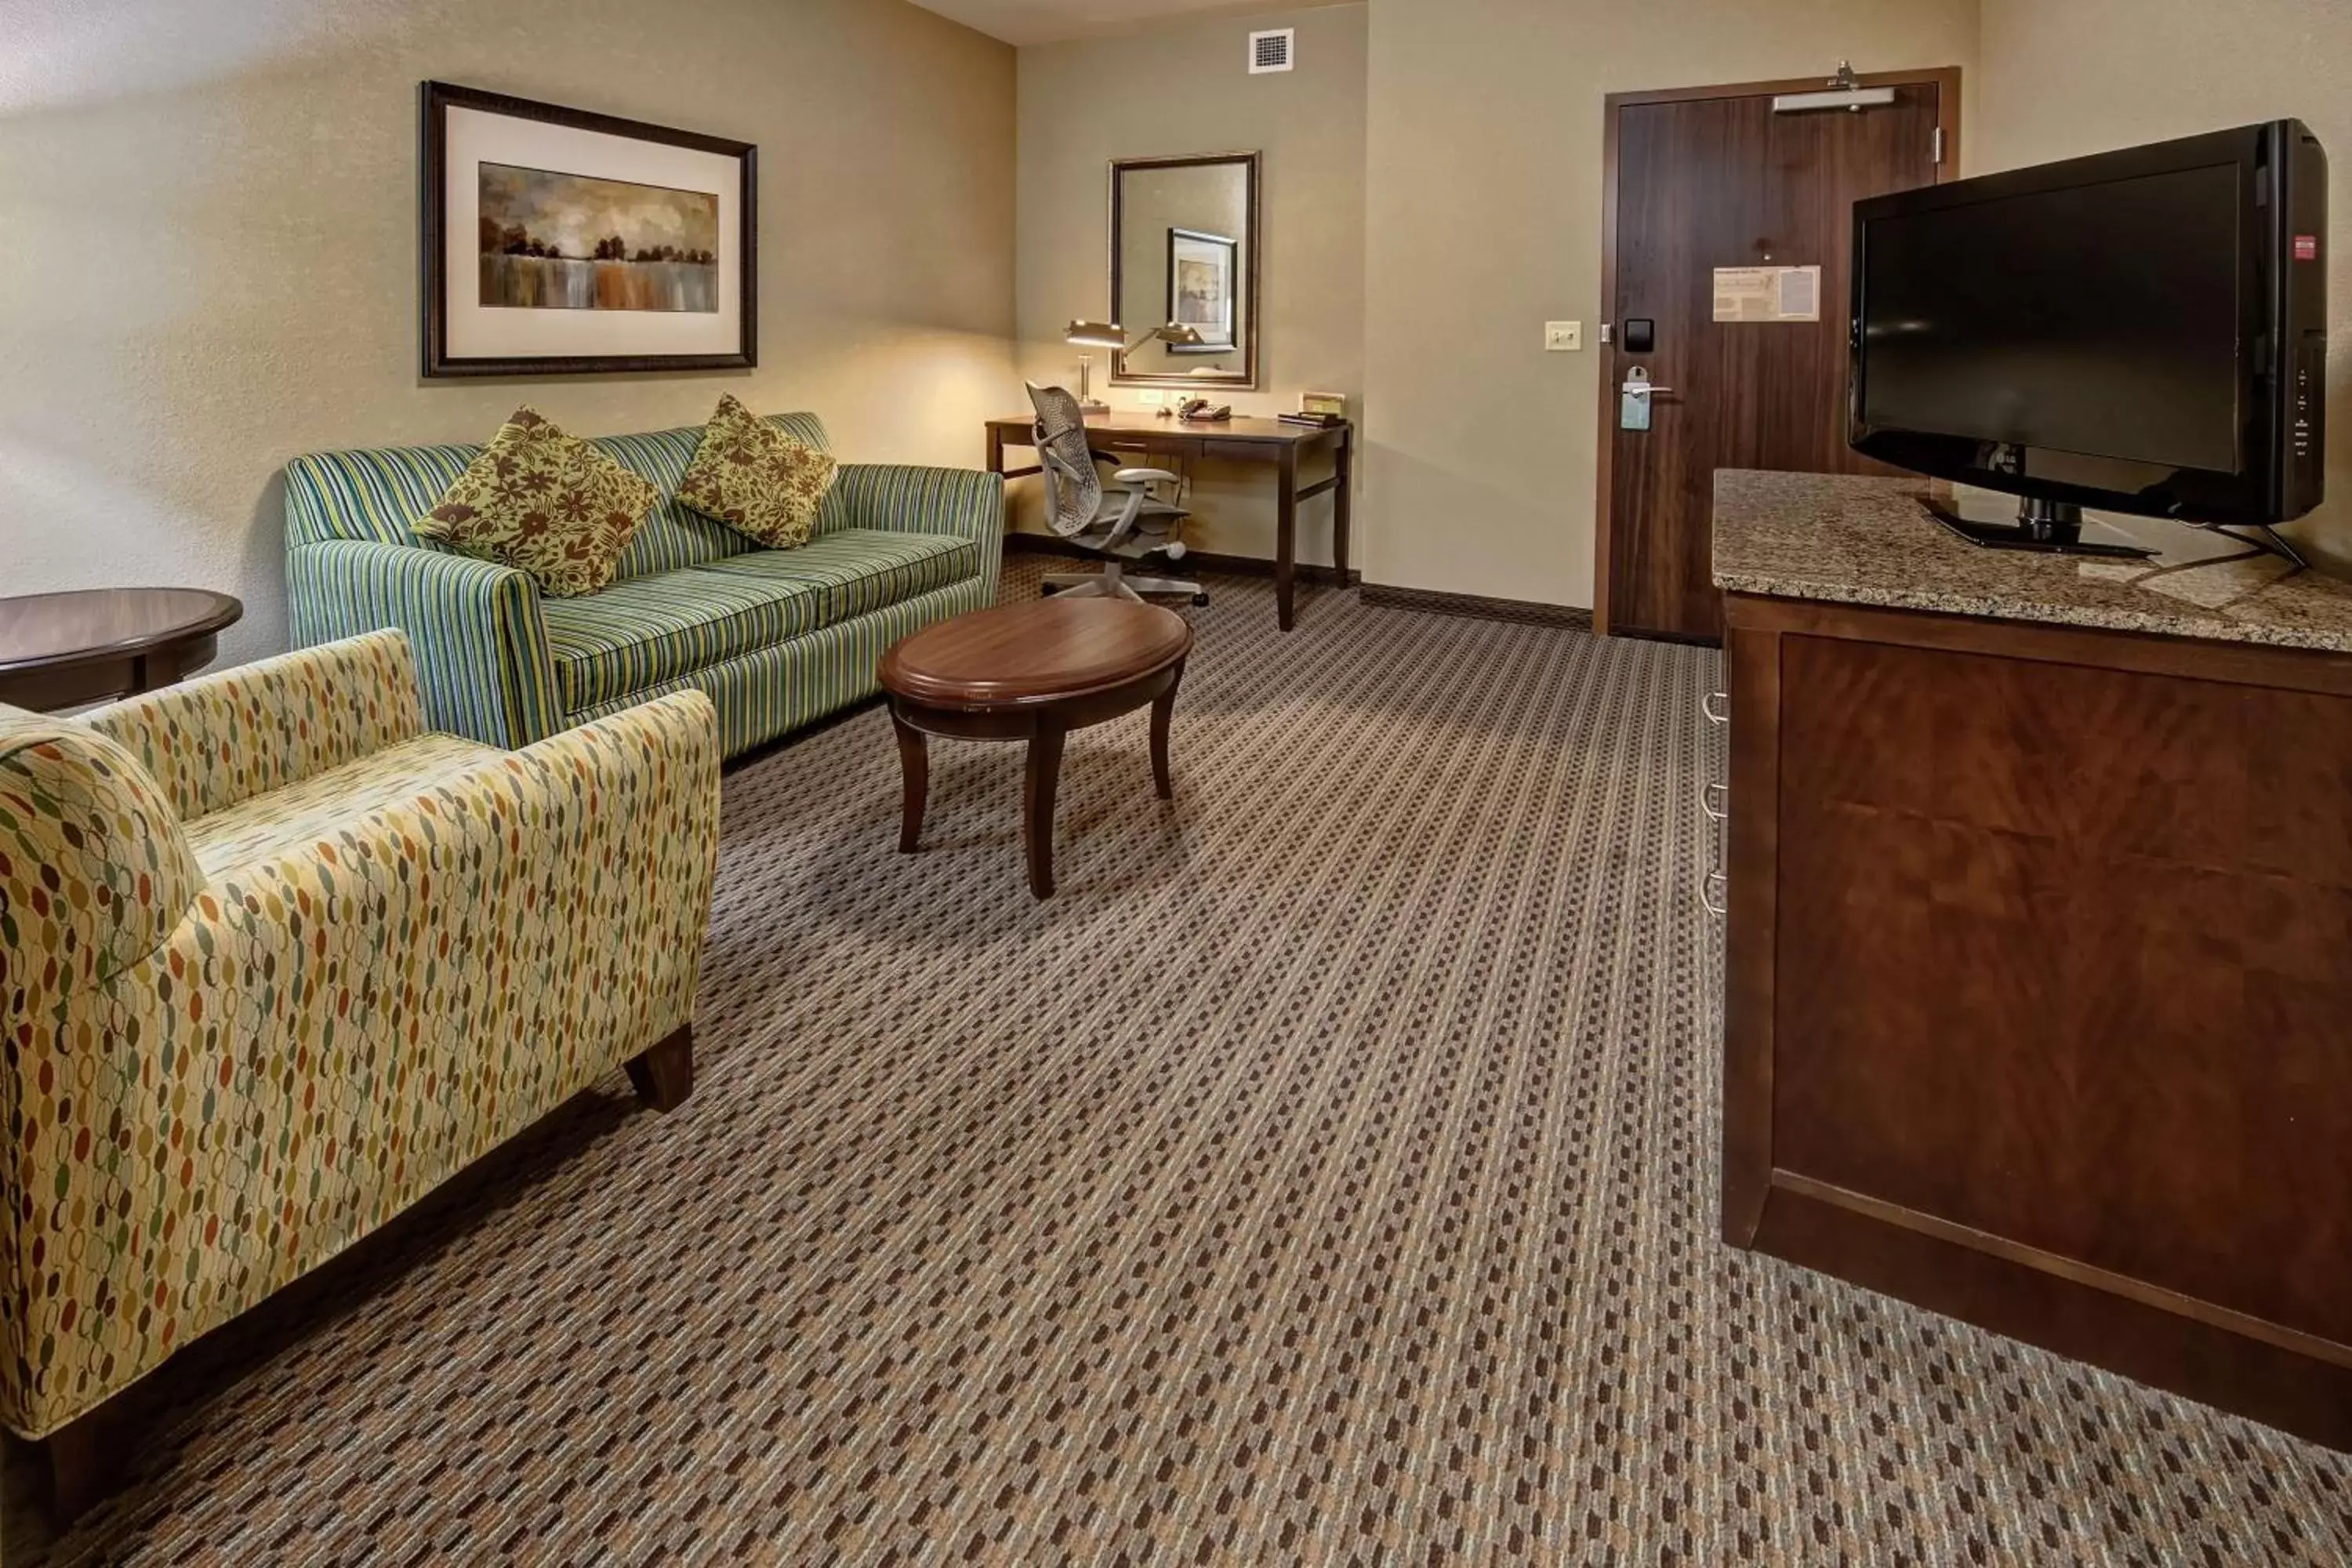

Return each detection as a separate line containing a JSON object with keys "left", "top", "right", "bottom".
{"left": 1722, "top": 590, "right": 2352, "bottom": 1450}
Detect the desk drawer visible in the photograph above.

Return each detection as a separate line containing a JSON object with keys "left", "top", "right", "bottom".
{"left": 1203, "top": 438, "right": 1275, "bottom": 463}
{"left": 1098, "top": 434, "right": 1202, "bottom": 461}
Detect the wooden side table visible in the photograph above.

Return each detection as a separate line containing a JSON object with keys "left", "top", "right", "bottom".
{"left": 880, "top": 598, "right": 1193, "bottom": 898}
{"left": 0, "top": 588, "right": 243, "bottom": 712}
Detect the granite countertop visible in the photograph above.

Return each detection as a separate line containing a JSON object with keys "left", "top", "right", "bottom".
{"left": 1712, "top": 470, "right": 2352, "bottom": 655}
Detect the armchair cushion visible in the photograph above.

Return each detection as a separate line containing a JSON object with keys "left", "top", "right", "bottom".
{"left": 414, "top": 408, "right": 662, "bottom": 597}
{"left": 675, "top": 394, "right": 839, "bottom": 550}
{"left": 180, "top": 731, "right": 498, "bottom": 880}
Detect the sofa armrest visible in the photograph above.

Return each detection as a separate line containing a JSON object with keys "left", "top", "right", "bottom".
{"left": 832, "top": 463, "right": 1005, "bottom": 597}
{"left": 0, "top": 688, "right": 720, "bottom": 1441}
{"left": 81, "top": 630, "right": 423, "bottom": 822}
{"left": 286, "top": 539, "right": 562, "bottom": 750}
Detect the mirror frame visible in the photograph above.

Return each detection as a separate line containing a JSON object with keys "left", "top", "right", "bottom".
{"left": 1108, "top": 151, "right": 1262, "bottom": 390}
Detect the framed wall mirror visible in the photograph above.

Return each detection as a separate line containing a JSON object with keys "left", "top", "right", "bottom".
{"left": 1110, "top": 152, "right": 1261, "bottom": 390}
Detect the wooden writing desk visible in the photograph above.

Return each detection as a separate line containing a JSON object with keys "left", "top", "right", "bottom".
{"left": 984, "top": 412, "right": 1352, "bottom": 631}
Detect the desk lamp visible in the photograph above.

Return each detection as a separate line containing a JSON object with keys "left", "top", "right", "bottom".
{"left": 1063, "top": 320, "right": 1207, "bottom": 412}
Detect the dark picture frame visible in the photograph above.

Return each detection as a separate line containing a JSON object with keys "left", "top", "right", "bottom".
{"left": 1165, "top": 228, "right": 1238, "bottom": 353}
{"left": 419, "top": 81, "right": 757, "bottom": 378}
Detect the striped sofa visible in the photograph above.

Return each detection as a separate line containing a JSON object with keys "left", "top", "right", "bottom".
{"left": 285, "top": 413, "right": 1003, "bottom": 757}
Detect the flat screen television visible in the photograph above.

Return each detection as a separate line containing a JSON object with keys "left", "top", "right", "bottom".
{"left": 1849, "top": 120, "right": 2328, "bottom": 557}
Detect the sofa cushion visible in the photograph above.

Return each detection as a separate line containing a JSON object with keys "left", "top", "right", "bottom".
{"left": 283, "top": 412, "right": 836, "bottom": 561}
{"left": 598, "top": 413, "right": 835, "bottom": 579}
{"left": 695, "top": 528, "right": 982, "bottom": 625}
{"left": 541, "top": 568, "right": 829, "bottom": 713}
{"left": 414, "top": 409, "right": 662, "bottom": 597}
{"left": 181, "top": 731, "right": 497, "bottom": 881}
{"left": 675, "top": 395, "right": 840, "bottom": 550}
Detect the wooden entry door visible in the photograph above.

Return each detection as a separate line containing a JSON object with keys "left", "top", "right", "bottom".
{"left": 1595, "top": 70, "right": 1958, "bottom": 642}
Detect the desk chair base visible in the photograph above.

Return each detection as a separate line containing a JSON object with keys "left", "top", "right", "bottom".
{"left": 1044, "top": 560, "right": 1208, "bottom": 606}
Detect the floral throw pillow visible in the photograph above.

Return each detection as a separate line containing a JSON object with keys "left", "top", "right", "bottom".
{"left": 675, "top": 394, "right": 839, "bottom": 550}
{"left": 413, "top": 408, "right": 661, "bottom": 597}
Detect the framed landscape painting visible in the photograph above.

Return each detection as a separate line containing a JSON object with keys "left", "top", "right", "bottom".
{"left": 420, "top": 82, "right": 757, "bottom": 376}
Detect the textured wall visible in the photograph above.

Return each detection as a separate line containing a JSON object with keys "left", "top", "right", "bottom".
{"left": 1014, "top": 4, "right": 1367, "bottom": 563}
{"left": 0, "top": 0, "right": 1015, "bottom": 666}
{"left": 1361, "top": 0, "right": 1980, "bottom": 608}
{"left": 1976, "top": 0, "right": 2352, "bottom": 570}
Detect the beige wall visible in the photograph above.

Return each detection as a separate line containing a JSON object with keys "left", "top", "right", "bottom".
{"left": 1977, "top": 0, "right": 2352, "bottom": 570}
{"left": 1015, "top": 3, "right": 1366, "bottom": 562}
{"left": 1362, "top": 0, "right": 1980, "bottom": 607}
{"left": 0, "top": 0, "right": 1015, "bottom": 666}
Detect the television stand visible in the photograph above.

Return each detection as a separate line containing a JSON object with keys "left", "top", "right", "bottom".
{"left": 1920, "top": 495, "right": 2156, "bottom": 560}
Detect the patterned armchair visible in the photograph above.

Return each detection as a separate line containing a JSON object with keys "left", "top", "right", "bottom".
{"left": 0, "top": 630, "right": 720, "bottom": 1516}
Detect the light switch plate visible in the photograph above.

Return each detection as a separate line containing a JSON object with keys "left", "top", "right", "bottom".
{"left": 1137, "top": 389, "right": 1165, "bottom": 405}
{"left": 1545, "top": 321, "right": 1583, "bottom": 352}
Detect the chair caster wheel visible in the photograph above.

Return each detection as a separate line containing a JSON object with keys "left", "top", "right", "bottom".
{"left": 1192, "top": 593, "right": 1210, "bottom": 607}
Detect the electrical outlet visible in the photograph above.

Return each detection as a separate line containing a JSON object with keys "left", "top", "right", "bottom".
{"left": 1545, "top": 321, "right": 1583, "bottom": 352}
{"left": 1138, "top": 389, "right": 1165, "bottom": 405}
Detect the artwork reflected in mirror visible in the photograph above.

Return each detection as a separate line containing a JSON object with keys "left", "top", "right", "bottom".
{"left": 1112, "top": 153, "right": 1258, "bottom": 388}
{"left": 1167, "top": 229, "right": 1236, "bottom": 351}
{"left": 477, "top": 164, "right": 720, "bottom": 312}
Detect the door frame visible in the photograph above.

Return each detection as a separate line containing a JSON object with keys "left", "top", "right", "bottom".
{"left": 1591, "top": 67, "right": 1964, "bottom": 638}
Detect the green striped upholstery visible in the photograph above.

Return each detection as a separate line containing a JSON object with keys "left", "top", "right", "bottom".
{"left": 697, "top": 528, "right": 980, "bottom": 625}
{"left": 284, "top": 413, "right": 1003, "bottom": 757}
{"left": 566, "top": 576, "right": 993, "bottom": 757}
{"left": 285, "top": 539, "right": 561, "bottom": 749}
{"left": 590, "top": 416, "right": 823, "bottom": 579}
{"left": 285, "top": 442, "right": 480, "bottom": 547}
{"left": 542, "top": 569, "right": 828, "bottom": 711}
{"left": 284, "top": 413, "right": 837, "bottom": 566}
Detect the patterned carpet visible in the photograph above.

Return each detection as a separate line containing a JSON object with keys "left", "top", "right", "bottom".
{"left": 11, "top": 559, "right": 2352, "bottom": 1564}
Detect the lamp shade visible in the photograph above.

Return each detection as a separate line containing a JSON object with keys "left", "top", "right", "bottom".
{"left": 1065, "top": 320, "right": 1127, "bottom": 350}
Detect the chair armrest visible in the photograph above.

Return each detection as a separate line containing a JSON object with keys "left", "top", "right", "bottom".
{"left": 82, "top": 630, "right": 425, "bottom": 822}
{"left": 286, "top": 539, "right": 562, "bottom": 750}
{"left": 0, "top": 688, "right": 721, "bottom": 1440}
{"left": 1113, "top": 467, "right": 1180, "bottom": 485}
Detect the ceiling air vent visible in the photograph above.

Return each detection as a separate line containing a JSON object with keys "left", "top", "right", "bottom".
{"left": 1249, "top": 28, "right": 1295, "bottom": 74}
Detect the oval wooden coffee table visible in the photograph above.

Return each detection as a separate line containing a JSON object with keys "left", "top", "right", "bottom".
{"left": 880, "top": 598, "right": 1193, "bottom": 898}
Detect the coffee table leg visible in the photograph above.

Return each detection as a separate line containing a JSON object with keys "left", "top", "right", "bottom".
{"left": 1150, "top": 659, "right": 1185, "bottom": 800}
{"left": 1024, "top": 717, "right": 1066, "bottom": 898}
{"left": 892, "top": 710, "right": 928, "bottom": 854}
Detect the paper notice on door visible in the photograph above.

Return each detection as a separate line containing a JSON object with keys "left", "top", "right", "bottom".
{"left": 1712, "top": 265, "right": 1823, "bottom": 323}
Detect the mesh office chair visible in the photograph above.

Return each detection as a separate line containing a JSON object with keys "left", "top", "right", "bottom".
{"left": 1027, "top": 382, "right": 1207, "bottom": 605}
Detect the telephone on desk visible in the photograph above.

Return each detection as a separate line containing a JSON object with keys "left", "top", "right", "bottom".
{"left": 1174, "top": 399, "right": 1232, "bottom": 423}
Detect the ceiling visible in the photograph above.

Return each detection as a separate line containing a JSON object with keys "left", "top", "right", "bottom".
{"left": 907, "top": 0, "right": 1289, "bottom": 47}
